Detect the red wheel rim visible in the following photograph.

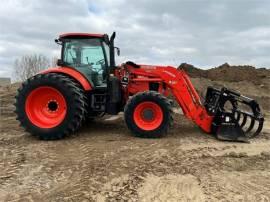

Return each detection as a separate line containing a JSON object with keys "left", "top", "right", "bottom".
{"left": 25, "top": 86, "right": 67, "bottom": 128}
{"left": 133, "top": 101, "right": 163, "bottom": 131}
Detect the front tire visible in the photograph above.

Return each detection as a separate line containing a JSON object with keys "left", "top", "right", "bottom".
{"left": 124, "top": 91, "right": 173, "bottom": 138}
{"left": 15, "top": 73, "right": 88, "bottom": 140}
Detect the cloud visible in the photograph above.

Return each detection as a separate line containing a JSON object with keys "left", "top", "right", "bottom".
{"left": 0, "top": 0, "right": 270, "bottom": 78}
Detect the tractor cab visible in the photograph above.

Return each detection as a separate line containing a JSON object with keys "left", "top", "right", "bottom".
{"left": 55, "top": 32, "right": 122, "bottom": 115}
{"left": 55, "top": 32, "right": 117, "bottom": 89}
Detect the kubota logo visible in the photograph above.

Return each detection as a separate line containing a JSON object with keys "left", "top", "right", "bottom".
{"left": 141, "top": 65, "right": 157, "bottom": 69}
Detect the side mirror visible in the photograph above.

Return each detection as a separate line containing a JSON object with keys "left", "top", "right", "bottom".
{"left": 57, "top": 59, "right": 64, "bottom": 66}
{"left": 115, "top": 47, "right": 120, "bottom": 56}
{"left": 55, "top": 39, "right": 62, "bottom": 45}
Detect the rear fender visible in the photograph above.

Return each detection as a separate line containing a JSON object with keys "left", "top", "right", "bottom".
{"left": 40, "top": 67, "right": 92, "bottom": 91}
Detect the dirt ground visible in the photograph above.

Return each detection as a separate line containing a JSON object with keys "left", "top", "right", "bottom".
{"left": 0, "top": 71, "right": 270, "bottom": 201}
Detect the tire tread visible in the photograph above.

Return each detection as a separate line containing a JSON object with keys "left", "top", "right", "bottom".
{"left": 14, "top": 73, "right": 88, "bottom": 140}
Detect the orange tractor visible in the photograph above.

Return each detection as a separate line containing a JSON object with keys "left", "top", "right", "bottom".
{"left": 15, "top": 32, "right": 264, "bottom": 142}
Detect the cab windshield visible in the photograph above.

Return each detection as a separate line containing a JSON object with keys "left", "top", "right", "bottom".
{"left": 62, "top": 38, "right": 109, "bottom": 86}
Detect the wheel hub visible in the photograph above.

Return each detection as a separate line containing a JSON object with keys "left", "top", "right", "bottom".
{"left": 142, "top": 109, "right": 154, "bottom": 121}
{"left": 47, "top": 100, "right": 59, "bottom": 112}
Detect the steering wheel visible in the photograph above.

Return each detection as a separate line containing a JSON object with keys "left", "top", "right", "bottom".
{"left": 92, "top": 67, "right": 103, "bottom": 74}
{"left": 96, "top": 59, "right": 105, "bottom": 65}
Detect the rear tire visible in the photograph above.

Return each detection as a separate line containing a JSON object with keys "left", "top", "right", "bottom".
{"left": 15, "top": 73, "right": 88, "bottom": 140}
{"left": 124, "top": 91, "right": 173, "bottom": 138}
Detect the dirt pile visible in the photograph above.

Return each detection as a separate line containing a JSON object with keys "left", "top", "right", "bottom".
{"left": 0, "top": 83, "right": 20, "bottom": 117}
{"left": 177, "top": 63, "right": 270, "bottom": 112}
{"left": 178, "top": 62, "right": 270, "bottom": 84}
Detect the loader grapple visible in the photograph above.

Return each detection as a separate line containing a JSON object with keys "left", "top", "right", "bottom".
{"left": 205, "top": 87, "right": 264, "bottom": 142}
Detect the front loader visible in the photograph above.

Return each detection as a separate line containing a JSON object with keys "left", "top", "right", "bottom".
{"left": 15, "top": 32, "right": 264, "bottom": 142}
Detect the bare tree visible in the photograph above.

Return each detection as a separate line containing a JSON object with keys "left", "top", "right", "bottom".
{"left": 13, "top": 54, "right": 50, "bottom": 81}
{"left": 51, "top": 56, "right": 58, "bottom": 67}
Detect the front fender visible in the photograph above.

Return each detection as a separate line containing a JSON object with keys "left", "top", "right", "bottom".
{"left": 40, "top": 67, "right": 92, "bottom": 91}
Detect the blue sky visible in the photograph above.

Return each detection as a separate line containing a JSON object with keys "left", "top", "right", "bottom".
{"left": 0, "top": 0, "right": 270, "bottom": 78}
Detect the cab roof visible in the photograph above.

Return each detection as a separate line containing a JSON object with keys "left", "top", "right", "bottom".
{"left": 59, "top": 33, "right": 105, "bottom": 39}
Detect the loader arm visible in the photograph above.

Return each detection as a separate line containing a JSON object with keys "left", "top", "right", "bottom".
{"left": 163, "top": 68, "right": 214, "bottom": 133}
